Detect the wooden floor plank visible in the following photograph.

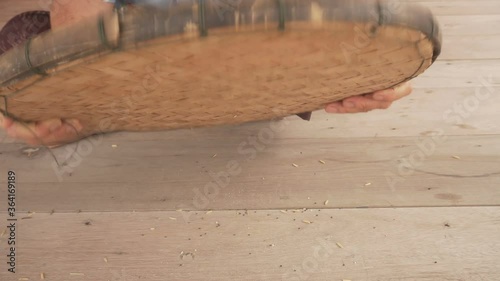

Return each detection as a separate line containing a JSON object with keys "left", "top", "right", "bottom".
{"left": 439, "top": 35, "right": 500, "bottom": 60}
{"left": 1, "top": 135, "right": 499, "bottom": 212}
{"left": 1, "top": 207, "right": 499, "bottom": 281}
{"left": 438, "top": 15, "right": 500, "bottom": 35}
{"left": 412, "top": 60, "right": 500, "bottom": 89}
{"left": 407, "top": 1, "right": 500, "bottom": 16}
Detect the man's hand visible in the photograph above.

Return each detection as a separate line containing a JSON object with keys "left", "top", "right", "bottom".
{"left": 0, "top": 113, "right": 83, "bottom": 146}
{"left": 325, "top": 82, "right": 412, "bottom": 114}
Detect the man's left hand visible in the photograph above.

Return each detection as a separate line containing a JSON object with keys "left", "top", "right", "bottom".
{"left": 325, "top": 82, "right": 412, "bottom": 113}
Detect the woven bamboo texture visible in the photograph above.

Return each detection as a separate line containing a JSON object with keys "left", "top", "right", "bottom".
{"left": 0, "top": 0, "right": 442, "bottom": 136}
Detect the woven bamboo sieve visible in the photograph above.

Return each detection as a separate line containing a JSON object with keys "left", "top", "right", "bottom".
{"left": 0, "top": 0, "right": 442, "bottom": 137}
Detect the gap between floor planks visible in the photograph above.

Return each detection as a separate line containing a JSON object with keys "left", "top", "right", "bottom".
{"left": 0, "top": 207, "right": 499, "bottom": 281}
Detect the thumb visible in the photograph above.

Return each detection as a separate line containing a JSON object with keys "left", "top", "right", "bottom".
{"left": 0, "top": 113, "right": 14, "bottom": 129}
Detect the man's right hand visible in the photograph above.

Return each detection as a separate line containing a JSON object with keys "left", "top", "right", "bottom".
{"left": 0, "top": 113, "right": 83, "bottom": 146}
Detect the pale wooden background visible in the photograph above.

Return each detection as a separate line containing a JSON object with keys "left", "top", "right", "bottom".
{"left": 1, "top": 0, "right": 500, "bottom": 280}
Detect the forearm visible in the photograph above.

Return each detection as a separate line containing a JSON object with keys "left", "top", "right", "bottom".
{"left": 49, "top": 0, "right": 113, "bottom": 27}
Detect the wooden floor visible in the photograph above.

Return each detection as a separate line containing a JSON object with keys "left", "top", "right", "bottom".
{"left": 1, "top": 0, "right": 500, "bottom": 280}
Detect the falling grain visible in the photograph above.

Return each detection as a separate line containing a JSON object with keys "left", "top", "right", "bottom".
{"left": 0, "top": 228, "right": 6, "bottom": 238}
{"left": 111, "top": 144, "right": 118, "bottom": 148}
{"left": 336, "top": 242, "right": 344, "bottom": 249}
{"left": 150, "top": 228, "right": 155, "bottom": 231}
{"left": 302, "top": 220, "right": 312, "bottom": 224}
{"left": 206, "top": 210, "right": 213, "bottom": 214}
{"left": 41, "top": 273, "right": 45, "bottom": 280}
{"left": 319, "top": 160, "right": 326, "bottom": 164}
{"left": 292, "top": 163, "right": 299, "bottom": 168}
{"left": 179, "top": 251, "right": 196, "bottom": 260}
{"left": 365, "top": 182, "right": 372, "bottom": 186}
{"left": 23, "top": 147, "right": 39, "bottom": 157}
{"left": 22, "top": 212, "right": 34, "bottom": 219}
{"left": 452, "top": 155, "right": 461, "bottom": 160}
{"left": 169, "top": 217, "right": 177, "bottom": 220}
{"left": 280, "top": 210, "right": 288, "bottom": 214}
{"left": 104, "top": 257, "right": 108, "bottom": 263}
{"left": 212, "top": 154, "right": 218, "bottom": 158}
{"left": 324, "top": 200, "right": 329, "bottom": 206}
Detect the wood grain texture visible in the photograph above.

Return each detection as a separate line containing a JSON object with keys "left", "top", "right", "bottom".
{"left": 0, "top": 208, "right": 499, "bottom": 281}
{"left": 0, "top": 1, "right": 500, "bottom": 281}
{"left": 438, "top": 15, "right": 500, "bottom": 35}
{"left": 405, "top": 0, "right": 500, "bottom": 16}
{"left": 1, "top": 134, "right": 500, "bottom": 212}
